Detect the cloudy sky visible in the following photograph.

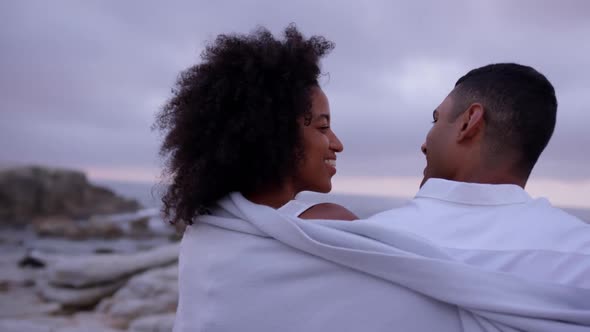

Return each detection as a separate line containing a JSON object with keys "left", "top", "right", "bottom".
{"left": 1, "top": 1, "right": 589, "bottom": 207}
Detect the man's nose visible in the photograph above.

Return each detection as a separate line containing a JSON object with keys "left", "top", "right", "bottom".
{"left": 421, "top": 143, "right": 427, "bottom": 155}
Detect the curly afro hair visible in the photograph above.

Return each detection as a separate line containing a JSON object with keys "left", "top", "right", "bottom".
{"left": 154, "top": 25, "right": 334, "bottom": 225}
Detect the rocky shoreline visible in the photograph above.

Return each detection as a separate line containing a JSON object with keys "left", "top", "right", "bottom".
{"left": 0, "top": 244, "right": 179, "bottom": 332}
{"left": 0, "top": 213, "right": 180, "bottom": 332}
{"left": 0, "top": 166, "right": 141, "bottom": 226}
{"left": 0, "top": 166, "right": 179, "bottom": 331}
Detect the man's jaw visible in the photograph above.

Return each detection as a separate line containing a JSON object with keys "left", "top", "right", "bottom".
{"left": 419, "top": 176, "right": 428, "bottom": 188}
{"left": 420, "top": 163, "right": 431, "bottom": 188}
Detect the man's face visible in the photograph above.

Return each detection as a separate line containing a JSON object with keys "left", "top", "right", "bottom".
{"left": 420, "top": 93, "right": 461, "bottom": 187}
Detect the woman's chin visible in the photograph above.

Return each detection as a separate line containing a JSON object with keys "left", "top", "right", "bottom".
{"left": 300, "top": 178, "right": 333, "bottom": 194}
{"left": 318, "top": 182, "right": 332, "bottom": 193}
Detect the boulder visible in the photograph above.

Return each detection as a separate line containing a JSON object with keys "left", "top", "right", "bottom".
{"left": 78, "top": 219, "right": 125, "bottom": 239}
{"left": 0, "top": 318, "right": 61, "bottom": 332}
{"left": 0, "top": 166, "right": 141, "bottom": 226}
{"left": 1, "top": 252, "right": 39, "bottom": 289}
{"left": 36, "top": 278, "right": 125, "bottom": 308}
{"left": 33, "top": 217, "right": 125, "bottom": 240}
{"left": 57, "top": 312, "right": 123, "bottom": 332}
{"left": 128, "top": 313, "right": 176, "bottom": 332}
{"left": 46, "top": 243, "right": 179, "bottom": 288}
{"left": 128, "top": 216, "right": 152, "bottom": 238}
{"left": 98, "top": 264, "right": 178, "bottom": 328}
{"left": 0, "top": 279, "right": 61, "bottom": 317}
{"left": 129, "top": 216, "right": 150, "bottom": 232}
{"left": 0, "top": 314, "right": 123, "bottom": 332}
{"left": 57, "top": 326, "right": 122, "bottom": 332}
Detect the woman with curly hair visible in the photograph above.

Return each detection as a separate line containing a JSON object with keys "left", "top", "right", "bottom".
{"left": 157, "top": 25, "right": 357, "bottom": 331}
{"left": 155, "top": 25, "right": 356, "bottom": 225}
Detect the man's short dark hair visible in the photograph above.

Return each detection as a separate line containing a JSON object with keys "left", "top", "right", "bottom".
{"left": 452, "top": 63, "right": 557, "bottom": 176}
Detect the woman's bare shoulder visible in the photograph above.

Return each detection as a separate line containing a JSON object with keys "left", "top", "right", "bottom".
{"left": 299, "top": 203, "right": 358, "bottom": 221}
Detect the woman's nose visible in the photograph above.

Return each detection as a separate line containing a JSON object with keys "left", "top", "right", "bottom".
{"left": 331, "top": 132, "right": 344, "bottom": 152}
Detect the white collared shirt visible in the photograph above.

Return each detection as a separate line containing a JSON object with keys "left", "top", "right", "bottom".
{"left": 368, "top": 178, "right": 590, "bottom": 288}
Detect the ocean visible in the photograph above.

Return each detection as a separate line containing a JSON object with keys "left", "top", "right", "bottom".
{"left": 94, "top": 180, "right": 590, "bottom": 222}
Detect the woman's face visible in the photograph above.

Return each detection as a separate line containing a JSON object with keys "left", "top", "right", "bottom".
{"left": 293, "top": 87, "right": 344, "bottom": 193}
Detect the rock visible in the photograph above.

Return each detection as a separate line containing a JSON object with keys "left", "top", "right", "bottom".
{"left": 28, "top": 244, "right": 178, "bottom": 312}
{"left": 0, "top": 251, "right": 39, "bottom": 289}
{"left": 33, "top": 216, "right": 125, "bottom": 240}
{"left": 18, "top": 254, "right": 46, "bottom": 269}
{"left": 0, "top": 283, "right": 61, "bottom": 318}
{"left": 128, "top": 216, "right": 157, "bottom": 239}
{"left": 0, "top": 318, "right": 57, "bottom": 332}
{"left": 57, "top": 326, "right": 122, "bottom": 332}
{"left": 47, "top": 243, "right": 179, "bottom": 288}
{"left": 98, "top": 264, "right": 178, "bottom": 328}
{"left": 81, "top": 219, "right": 124, "bottom": 239}
{"left": 103, "top": 298, "right": 176, "bottom": 328}
{"left": 33, "top": 217, "right": 79, "bottom": 238}
{"left": 36, "top": 278, "right": 125, "bottom": 308}
{"left": 0, "top": 166, "right": 141, "bottom": 226}
{"left": 128, "top": 313, "right": 176, "bottom": 332}
{"left": 129, "top": 216, "right": 150, "bottom": 232}
{"left": 60, "top": 312, "right": 124, "bottom": 332}
{"left": 110, "top": 264, "right": 177, "bottom": 299}
{"left": 0, "top": 314, "right": 123, "bottom": 332}
{"left": 0, "top": 317, "right": 70, "bottom": 332}
{"left": 94, "top": 248, "right": 116, "bottom": 254}
{"left": 21, "top": 249, "right": 62, "bottom": 267}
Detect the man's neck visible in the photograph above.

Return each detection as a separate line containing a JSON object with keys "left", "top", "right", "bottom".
{"left": 454, "top": 167, "right": 527, "bottom": 188}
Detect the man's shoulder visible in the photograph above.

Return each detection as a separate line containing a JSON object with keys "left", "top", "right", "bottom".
{"left": 529, "top": 197, "right": 588, "bottom": 226}
{"left": 367, "top": 200, "right": 418, "bottom": 219}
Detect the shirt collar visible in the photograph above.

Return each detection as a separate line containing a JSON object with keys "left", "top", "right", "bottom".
{"left": 415, "top": 178, "right": 532, "bottom": 206}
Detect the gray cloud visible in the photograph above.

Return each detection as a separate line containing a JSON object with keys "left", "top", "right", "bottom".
{"left": 1, "top": 0, "right": 588, "bottom": 180}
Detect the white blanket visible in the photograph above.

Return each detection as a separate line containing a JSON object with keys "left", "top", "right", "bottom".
{"left": 195, "top": 193, "right": 590, "bottom": 331}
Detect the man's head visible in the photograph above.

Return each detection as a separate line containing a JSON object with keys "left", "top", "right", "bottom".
{"left": 420, "top": 63, "right": 557, "bottom": 188}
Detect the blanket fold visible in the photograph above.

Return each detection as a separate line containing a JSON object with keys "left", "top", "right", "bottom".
{"left": 196, "top": 193, "right": 590, "bottom": 331}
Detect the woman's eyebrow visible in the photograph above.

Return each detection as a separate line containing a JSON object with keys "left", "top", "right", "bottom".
{"left": 314, "top": 114, "right": 330, "bottom": 121}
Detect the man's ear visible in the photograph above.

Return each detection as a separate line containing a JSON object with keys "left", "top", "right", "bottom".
{"left": 457, "top": 103, "right": 484, "bottom": 142}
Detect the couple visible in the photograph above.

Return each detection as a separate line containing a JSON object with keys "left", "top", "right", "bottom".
{"left": 157, "top": 26, "right": 590, "bottom": 331}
